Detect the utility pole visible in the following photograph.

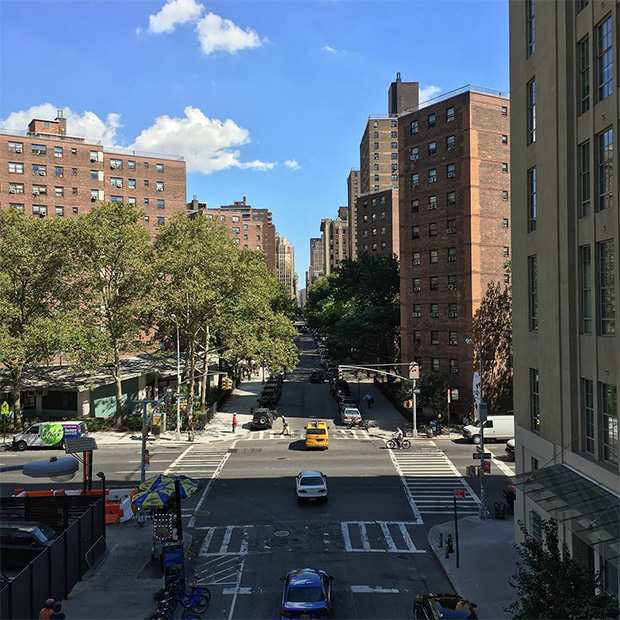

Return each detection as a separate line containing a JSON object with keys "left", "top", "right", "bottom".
{"left": 409, "top": 361, "right": 420, "bottom": 437}
{"left": 171, "top": 314, "right": 182, "bottom": 440}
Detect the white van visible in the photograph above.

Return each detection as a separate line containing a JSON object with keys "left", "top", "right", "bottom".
{"left": 12, "top": 421, "right": 88, "bottom": 451}
{"left": 462, "top": 415, "right": 514, "bottom": 444}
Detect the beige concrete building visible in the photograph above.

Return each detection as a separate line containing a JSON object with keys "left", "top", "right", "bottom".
{"left": 510, "top": 0, "right": 618, "bottom": 591}
{"left": 307, "top": 237, "right": 324, "bottom": 290}
{"left": 347, "top": 169, "right": 361, "bottom": 260}
{"left": 275, "top": 233, "right": 296, "bottom": 300}
{"left": 320, "top": 207, "right": 349, "bottom": 276}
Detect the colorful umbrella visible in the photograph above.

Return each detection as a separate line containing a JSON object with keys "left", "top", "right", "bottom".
{"left": 159, "top": 480, "right": 199, "bottom": 500}
{"left": 132, "top": 488, "right": 174, "bottom": 509}
{"left": 138, "top": 474, "right": 176, "bottom": 493}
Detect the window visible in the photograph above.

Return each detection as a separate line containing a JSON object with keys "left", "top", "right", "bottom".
{"left": 374, "top": 174, "right": 380, "bottom": 182}
{"left": 432, "top": 358, "right": 440, "bottom": 371}
{"left": 411, "top": 120, "right": 419, "bottom": 134}
{"left": 503, "top": 190, "right": 509, "bottom": 201}
{"left": 578, "top": 38, "right": 590, "bottom": 114}
{"left": 8, "top": 182, "right": 24, "bottom": 194}
{"left": 410, "top": 147, "right": 419, "bottom": 160}
{"left": 413, "top": 278, "right": 421, "bottom": 291}
{"left": 431, "top": 331, "right": 439, "bottom": 345}
{"left": 128, "top": 197, "right": 136, "bottom": 205}
{"left": 414, "top": 331, "right": 422, "bottom": 344}
{"left": 597, "top": 128, "right": 613, "bottom": 211}
{"left": 446, "top": 107, "right": 455, "bottom": 122}
{"left": 597, "top": 16, "right": 613, "bottom": 101}
{"left": 72, "top": 187, "right": 78, "bottom": 195}
{"left": 429, "top": 222, "right": 437, "bottom": 237}
{"left": 89, "top": 150, "right": 98, "bottom": 162}
{"left": 8, "top": 141, "right": 23, "bottom": 153}
{"left": 71, "top": 168, "right": 77, "bottom": 176}
{"left": 430, "top": 250, "right": 438, "bottom": 264}
{"left": 372, "top": 228, "right": 377, "bottom": 237}
{"left": 111, "top": 177, "right": 122, "bottom": 188}
{"left": 530, "top": 368, "right": 540, "bottom": 431}
{"left": 110, "top": 196, "right": 123, "bottom": 203}
{"left": 503, "top": 247, "right": 510, "bottom": 257}
{"left": 413, "top": 252, "right": 420, "bottom": 265}
{"left": 579, "top": 142, "right": 591, "bottom": 216}
{"left": 447, "top": 164, "right": 456, "bottom": 179}
{"left": 502, "top": 218, "right": 509, "bottom": 228}
{"left": 390, "top": 142, "right": 398, "bottom": 149}
{"left": 427, "top": 113, "right": 436, "bottom": 128}
{"left": 363, "top": 215, "right": 368, "bottom": 223}
{"left": 504, "top": 274, "right": 510, "bottom": 284}
{"left": 157, "top": 217, "right": 165, "bottom": 225}
{"left": 430, "top": 277, "right": 438, "bottom": 291}
{"left": 32, "top": 205, "right": 47, "bottom": 216}
{"left": 428, "top": 141, "right": 437, "bottom": 156}
{"left": 372, "top": 131, "right": 378, "bottom": 140}
{"left": 412, "top": 226, "right": 420, "bottom": 239}
{"left": 31, "top": 164, "right": 46, "bottom": 176}
{"left": 144, "top": 162, "right": 150, "bottom": 169}
{"left": 502, "top": 135, "right": 508, "bottom": 145}
{"left": 449, "top": 331, "right": 458, "bottom": 345}
{"left": 110, "top": 159, "right": 122, "bottom": 170}
{"left": 580, "top": 245, "right": 592, "bottom": 334}
{"left": 391, "top": 131, "right": 397, "bottom": 138}
{"left": 381, "top": 226, "right": 386, "bottom": 235}
{"left": 55, "top": 206, "right": 64, "bottom": 217}
{"left": 530, "top": 510, "right": 543, "bottom": 544}
{"left": 447, "top": 191, "right": 456, "bottom": 207}
{"left": 381, "top": 196, "right": 386, "bottom": 205}
{"left": 428, "top": 196, "right": 437, "bottom": 210}
{"left": 128, "top": 160, "right": 136, "bottom": 170}
{"left": 428, "top": 168, "right": 437, "bottom": 183}
{"left": 447, "top": 219, "right": 456, "bottom": 233}
{"left": 373, "top": 120, "right": 379, "bottom": 128}
{"left": 71, "top": 148, "right": 77, "bottom": 155}
{"left": 411, "top": 199, "right": 419, "bottom": 213}
{"left": 526, "top": 0, "right": 535, "bottom": 56}
{"left": 501, "top": 106, "right": 508, "bottom": 116}
{"left": 446, "top": 135, "right": 455, "bottom": 151}
{"left": 601, "top": 383, "right": 618, "bottom": 464}
{"left": 411, "top": 173, "right": 419, "bottom": 188}
{"left": 157, "top": 199, "right": 165, "bottom": 209}
{"left": 373, "top": 142, "right": 379, "bottom": 150}
{"left": 502, "top": 162, "right": 509, "bottom": 173}
{"left": 391, "top": 120, "right": 397, "bottom": 127}
{"left": 448, "top": 303, "right": 457, "bottom": 317}
{"left": 31, "top": 144, "right": 46, "bottom": 155}
{"left": 90, "top": 190, "right": 99, "bottom": 200}
{"left": 144, "top": 180, "right": 149, "bottom": 187}
{"left": 598, "top": 240, "right": 615, "bottom": 335}
{"left": 450, "top": 359, "right": 459, "bottom": 374}
{"left": 381, "top": 211, "right": 386, "bottom": 219}
{"left": 31, "top": 185, "right": 46, "bottom": 196}
{"left": 128, "top": 179, "right": 136, "bottom": 189}
{"left": 373, "top": 163, "right": 380, "bottom": 171}
{"left": 372, "top": 243, "right": 378, "bottom": 251}
{"left": 528, "top": 255, "right": 538, "bottom": 330}
{"left": 448, "top": 275, "right": 457, "bottom": 289}
{"left": 527, "top": 79, "right": 536, "bottom": 144}
{"left": 430, "top": 303, "right": 439, "bottom": 317}
{"left": 391, "top": 152, "right": 397, "bottom": 160}
{"left": 448, "top": 247, "right": 457, "bottom": 262}
{"left": 582, "top": 379, "right": 595, "bottom": 454}
{"left": 54, "top": 187, "right": 64, "bottom": 198}
{"left": 232, "top": 227, "right": 240, "bottom": 234}
{"left": 413, "top": 304, "right": 421, "bottom": 317}
{"left": 156, "top": 181, "right": 164, "bottom": 192}
{"left": 90, "top": 170, "right": 99, "bottom": 181}
{"left": 54, "top": 147, "right": 63, "bottom": 158}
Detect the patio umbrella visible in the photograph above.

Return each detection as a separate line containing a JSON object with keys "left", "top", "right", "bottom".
{"left": 159, "top": 479, "right": 199, "bottom": 500}
{"left": 132, "top": 488, "right": 174, "bottom": 509}
{"left": 138, "top": 474, "right": 176, "bottom": 493}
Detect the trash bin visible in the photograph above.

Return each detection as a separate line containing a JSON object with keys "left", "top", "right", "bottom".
{"left": 430, "top": 421, "right": 437, "bottom": 435}
{"left": 151, "top": 424, "right": 161, "bottom": 436}
{"left": 494, "top": 501, "right": 506, "bottom": 519}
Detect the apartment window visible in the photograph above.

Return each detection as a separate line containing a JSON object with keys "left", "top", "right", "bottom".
{"left": 598, "top": 240, "right": 615, "bottom": 335}
{"left": 54, "top": 206, "right": 64, "bottom": 217}
{"left": 411, "top": 173, "right": 419, "bottom": 188}
{"left": 243, "top": 224, "right": 249, "bottom": 230}
{"left": 391, "top": 152, "right": 397, "bottom": 160}
{"left": 449, "top": 331, "right": 458, "bottom": 345}
{"left": 430, "top": 303, "right": 439, "bottom": 317}
{"left": 530, "top": 368, "right": 540, "bottom": 432}
{"left": 582, "top": 379, "right": 595, "bottom": 454}
{"left": 432, "top": 359, "right": 440, "bottom": 371}
{"left": 71, "top": 148, "right": 77, "bottom": 155}
{"left": 448, "top": 303, "right": 457, "bottom": 317}
{"left": 411, "top": 120, "right": 419, "bottom": 134}
{"left": 428, "top": 196, "right": 437, "bottom": 210}
{"left": 431, "top": 331, "right": 439, "bottom": 345}
{"left": 413, "top": 304, "right": 421, "bottom": 317}
{"left": 110, "top": 196, "right": 123, "bottom": 203}
{"left": 128, "top": 197, "right": 136, "bottom": 205}
{"left": 31, "top": 144, "right": 47, "bottom": 156}
{"left": 89, "top": 150, "right": 98, "bottom": 162}
{"left": 128, "top": 160, "right": 136, "bottom": 170}
{"left": 90, "top": 190, "right": 99, "bottom": 200}
{"left": 503, "top": 247, "right": 510, "bottom": 257}
{"left": 527, "top": 79, "right": 536, "bottom": 144}
{"left": 526, "top": 0, "right": 535, "bottom": 56}
{"left": 391, "top": 120, "right": 397, "bottom": 127}
{"left": 372, "top": 243, "right": 378, "bottom": 251}
{"left": 502, "top": 162, "right": 509, "bottom": 173}
{"left": 597, "top": 16, "right": 613, "bottom": 101}
{"left": 447, "top": 219, "right": 456, "bottom": 234}
{"left": 72, "top": 188, "right": 78, "bottom": 195}
{"left": 597, "top": 128, "right": 613, "bottom": 211}
{"left": 450, "top": 359, "right": 459, "bottom": 374}
{"left": 373, "top": 120, "right": 379, "bottom": 128}
{"left": 579, "top": 142, "right": 591, "bottom": 216}
{"left": 390, "top": 142, "right": 398, "bottom": 149}
{"left": 32, "top": 205, "right": 47, "bottom": 216}
{"left": 430, "top": 277, "right": 438, "bottom": 291}
{"left": 380, "top": 211, "right": 386, "bottom": 219}
{"left": 8, "top": 182, "right": 24, "bottom": 194}
{"left": 413, "top": 278, "right": 421, "bottom": 291}
{"left": 391, "top": 173, "right": 398, "bottom": 181}
{"left": 428, "top": 141, "right": 437, "bottom": 156}
{"left": 110, "top": 159, "right": 122, "bottom": 170}
{"left": 374, "top": 185, "right": 379, "bottom": 191}
{"left": 447, "top": 164, "right": 456, "bottom": 179}
{"left": 156, "top": 181, "right": 164, "bottom": 192}
{"left": 372, "top": 228, "right": 377, "bottom": 237}
{"left": 502, "top": 135, "right": 508, "bottom": 145}
{"left": 578, "top": 38, "right": 590, "bottom": 114}
{"left": 373, "top": 142, "right": 379, "bottom": 150}
{"left": 412, "top": 226, "right": 420, "bottom": 239}
{"left": 580, "top": 245, "right": 592, "bottom": 333}
{"left": 157, "top": 199, "right": 165, "bottom": 209}
{"left": 381, "top": 226, "right": 386, "bottom": 235}
{"left": 372, "top": 131, "right": 378, "bottom": 140}
{"left": 54, "top": 187, "right": 64, "bottom": 198}
{"left": 128, "top": 179, "right": 136, "bottom": 189}
{"left": 71, "top": 168, "right": 77, "bottom": 176}
{"left": 232, "top": 227, "right": 240, "bottom": 234}
{"left": 448, "top": 275, "right": 457, "bottom": 290}
{"left": 601, "top": 383, "right": 618, "bottom": 465}
{"left": 501, "top": 106, "right": 508, "bottom": 116}
{"left": 157, "top": 217, "right": 165, "bottom": 225}
{"left": 374, "top": 174, "right": 380, "bottom": 182}
{"left": 111, "top": 177, "right": 123, "bottom": 188}
{"left": 447, "top": 191, "right": 456, "bottom": 207}
{"left": 502, "top": 190, "right": 509, "bottom": 201}
{"left": 373, "top": 163, "right": 379, "bottom": 171}
{"left": 504, "top": 274, "right": 510, "bottom": 284}
{"left": 372, "top": 198, "right": 377, "bottom": 208}
{"left": 54, "top": 147, "right": 63, "bottom": 158}
{"left": 446, "top": 135, "right": 455, "bottom": 151}
{"left": 363, "top": 215, "right": 368, "bottom": 223}
{"left": 8, "top": 141, "right": 23, "bottom": 153}
{"left": 90, "top": 170, "right": 99, "bottom": 181}
{"left": 525, "top": 169, "right": 537, "bottom": 234}
{"left": 412, "top": 252, "right": 421, "bottom": 266}
{"left": 410, "top": 146, "right": 419, "bottom": 161}
{"left": 381, "top": 196, "right": 386, "bottom": 205}
{"left": 530, "top": 510, "right": 543, "bottom": 544}
{"left": 31, "top": 185, "right": 46, "bottom": 197}
{"left": 72, "top": 207, "right": 78, "bottom": 214}
{"left": 429, "top": 222, "right": 437, "bottom": 237}
{"left": 144, "top": 162, "right": 150, "bottom": 169}
{"left": 446, "top": 107, "right": 455, "bottom": 122}
{"left": 428, "top": 168, "right": 437, "bottom": 183}
{"left": 31, "top": 164, "right": 46, "bottom": 176}
{"left": 448, "top": 248, "right": 457, "bottom": 262}
{"left": 428, "top": 113, "right": 436, "bottom": 128}
{"left": 430, "top": 250, "right": 438, "bottom": 264}
{"left": 411, "top": 199, "right": 419, "bottom": 213}
{"left": 502, "top": 218, "right": 509, "bottom": 228}
{"left": 144, "top": 180, "right": 149, "bottom": 188}
{"left": 391, "top": 131, "right": 398, "bottom": 139}
{"left": 528, "top": 255, "right": 538, "bottom": 330}
{"left": 414, "top": 331, "right": 422, "bottom": 344}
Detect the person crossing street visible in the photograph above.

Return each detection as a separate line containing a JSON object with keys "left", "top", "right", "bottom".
{"left": 281, "top": 415, "right": 290, "bottom": 435}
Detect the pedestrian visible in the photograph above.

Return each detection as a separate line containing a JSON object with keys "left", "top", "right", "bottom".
{"left": 232, "top": 414, "right": 237, "bottom": 433}
{"left": 23, "top": 418, "right": 30, "bottom": 431}
{"left": 462, "top": 414, "right": 469, "bottom": 426}
{"left": 50, "top": 601, "right": 66, "bottom": 620}
{"left": 281, "top": 415, "right": 290, "bottom": 435}
{"left": 39, "top": 599, "right": 55, "bottom": 620}
{"left": 436, "top": 413, "right": 443, "bottom": 436}
{"left": 363, "top": 392, "right": 374, "bottom": 409}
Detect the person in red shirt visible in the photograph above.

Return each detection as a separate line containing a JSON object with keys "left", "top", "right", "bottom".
{"left": 39, "top": 598, "right": 54, "bottom": 620}
{"left": 232, "top": 414, "right": 238, "bottom": 433}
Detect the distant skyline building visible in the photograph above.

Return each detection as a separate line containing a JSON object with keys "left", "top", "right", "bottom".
{"left": 306, "top": 237, "right": 324, "bottom": 290}
{"left": 320, "top": 207, "right": 349, "bottom": 276}
{"left": 347, "top": 168, "right": 361, "bottom": 260}
{"left": 275, "top": 233, "right": 296, "bottom": 300}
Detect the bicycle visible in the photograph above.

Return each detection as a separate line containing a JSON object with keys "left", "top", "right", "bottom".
{"left": 386, "top": 435, "right": 411, "bottom": 450}
{"left": 346, "top": 419, "right": 369, "bottom": 432}
{"left": 165, "top": 577, "right": 211, "bottom": 614}
{"left": 150, "top": 592, "right": 201, "bottom": 620}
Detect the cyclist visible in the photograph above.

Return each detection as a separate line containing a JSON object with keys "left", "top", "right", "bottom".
{"left": 395, "top": 427, "right": 404, "bottom": 449}
{"left": 281, "top": 415, "right": 290, "bottom": 435}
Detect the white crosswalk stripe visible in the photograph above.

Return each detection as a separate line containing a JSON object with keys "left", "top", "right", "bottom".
{"left": 390, "top": 441, "right": 481, "bottom": 515}
{"left": 340, "top": 521, "right": 425, "bottom": 553}
{"left": 164, "top": 446, "right": 230, "bottom": 478}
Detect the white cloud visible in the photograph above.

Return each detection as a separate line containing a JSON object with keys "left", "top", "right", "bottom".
{"left": 284, "top": 160, "right": 300, "bottom": 170}
{"left": 135, "top": 26, "right": 142, "bottom": 36}
{"left": 131, "top": 106, "right": 275, "bottom": 174}
{"left": 419, "top": 85, "right": 441, "bottom": 103}
{"left": 322, "top": 45, "right": 336, "bottom": 53}
{"left": 148, "top": 0, "right": 203, "bottom": 34}
{"left": 195, "top": 12, "right": 261, "bottom": 55}
{"left": 0, "top": 104, "right": 122, "bottom": 145}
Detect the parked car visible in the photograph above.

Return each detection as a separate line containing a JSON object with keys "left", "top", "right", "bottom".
{"left": 462, "top": 415, "right": 515, "bottom": 444}
{"left": 295, "top": 471, "right": 328, "bottom": 503}
{"left": 12, "top": 421, "right": 88, "bottom": 451}
{"left": 305, "top": 420, "right": 329, "bottom": 450}
{"left": 309, "top": 370, "right": 325, "bottom": 383}
{"left": 340, "top": 407, "right": 362, "bottom": 426}
{"left": 0, "top": 521, "right": 58, "bottom": 566}
{"left": 505, "top": 438, "right": 515, "bottom": 461}
{"left": 259, "top": 387, "right": 280, "bottom": 407}
{"left": 265, "top": 378, "right": 282, "bottom": 395}
{"left": 413, "top": 594, "right": 478, "bottom": 619}
{"left": 251, "top": 408, "right": 276, "bottom": 430}
{"left": 280, "top": 568, "right": 332, "bottom": 619}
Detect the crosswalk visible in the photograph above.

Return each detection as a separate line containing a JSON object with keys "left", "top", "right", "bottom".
{"left": 389, "top": 442, "right": 481, "bottom": 518}
{"left": 164, "top": 445, "right": 231, "bottom": 478}
{"left": 240, "top": 428, "right": 372, "bottom": 441}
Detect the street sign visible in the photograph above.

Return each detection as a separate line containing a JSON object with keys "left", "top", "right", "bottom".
{"left": 409, "top": 362, "right": 419, "bottom": 380}
{"left": 453, "top": 489, "right": 466, "bottom": 498}
{"left": 482, "top": 460, "right": 491, "bottom": 474}
{"left": 1, "top": 401, "right": 9, "bottom": 416}
{"left": 472, "top": 452, "right": 492, "bottom": 459}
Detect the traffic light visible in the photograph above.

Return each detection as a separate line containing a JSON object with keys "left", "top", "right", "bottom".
{"left": 223, "top": 377, "right": 233, "bottom": 390}
{"left": 337, "top": 366, "right": 343, "bottom": 379}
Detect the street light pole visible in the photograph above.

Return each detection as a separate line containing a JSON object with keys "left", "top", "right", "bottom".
{"left": 411, "top": 379, "right": 418, "bottom": 438}
{"left": 171, "top": 314, "right": 182, "bottom": 441}
{"left": 466, "top": 337, "right": 487, "bottom": 520}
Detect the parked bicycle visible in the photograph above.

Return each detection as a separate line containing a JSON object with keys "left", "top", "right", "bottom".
{"left": 150, "top": 592, "right": 201, "bottom": 620}
{"left": 165, "top": 576, "right": 211, "bottom": 614}
{"left": 386, "top": 434, "right": 411, "bottom": 450}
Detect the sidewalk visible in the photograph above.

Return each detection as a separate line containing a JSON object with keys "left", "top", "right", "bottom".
{"left": 428, "top": 516, "right": 520, "bottom": 619}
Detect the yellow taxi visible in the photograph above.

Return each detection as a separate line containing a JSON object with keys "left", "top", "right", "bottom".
{"left": 305, "top": 419, "right": 329, "bottom": 450}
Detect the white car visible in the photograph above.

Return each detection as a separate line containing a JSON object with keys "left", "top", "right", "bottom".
{"left": 341, "top": 406, "right": 362, "bottom": 426}
{"left": 296, "top": 470, "right": 328, "bottom": 503}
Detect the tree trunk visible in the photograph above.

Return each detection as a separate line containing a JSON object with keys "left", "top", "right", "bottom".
{"left": 200, "top": 324, "right": 209, "bottom": 411}
{"left": 11, "top": 366, "right": 23, "bottom": 428}
{"left": 186, "top": 339, "right": 195, "bottom": 429}
{"left": 113, "top": 343, "right": 123, "bottom": 429}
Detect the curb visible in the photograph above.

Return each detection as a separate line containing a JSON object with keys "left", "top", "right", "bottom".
{"left": 427, "top": 523, "right": 466, "bottom": 599}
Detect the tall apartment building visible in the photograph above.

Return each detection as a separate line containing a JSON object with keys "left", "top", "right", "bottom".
{"left": 307, "top": 237, "right": 324, "bottom": 290}
{"left": 510, "top": 0, "right": 619, "bottom": 590}
{"left": 320, "top": 207, "right": 349, "bottom": 276}
{"left": 399, "top": 87, "right": 511, "bottom": 417}
{"left": 275, "top": 233, "right": 296, "bottom": 300}
{"left": 1, "top": 112, "right": 187, "bottom": 231}
{"left": 188, "top": 196, "right": 277, "bottom": 273}
{"left": 356, "top": 189, "right": 399, "bottom": 257}
{"left": 347, "top": 169, "right": 361, "bottom": 260}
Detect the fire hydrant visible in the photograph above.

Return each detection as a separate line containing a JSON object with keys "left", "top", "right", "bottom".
{"left": 446, "top": 534, "right": 454, "bottom": 554}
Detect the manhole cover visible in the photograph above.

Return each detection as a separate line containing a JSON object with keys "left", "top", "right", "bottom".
{"left": 274, "top": 530, "right": 290, "bottom": 538}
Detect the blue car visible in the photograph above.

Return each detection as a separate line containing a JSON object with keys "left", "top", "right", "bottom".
{"left": 280, "top": 568, "right": 332, "bottom": 619}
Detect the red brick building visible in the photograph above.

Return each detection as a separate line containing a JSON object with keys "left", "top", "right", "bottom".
{"left": 1, "top": 112, "right": 186, "bottom": 232}
{"left": 399, "top": 87, "right": 511, "bottom": 417}
{"left": 355, "top": 189, "right": 399, "bottom": 257}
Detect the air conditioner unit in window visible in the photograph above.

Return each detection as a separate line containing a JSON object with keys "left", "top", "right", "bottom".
{"left": 157, "top": 188, "right": 163, "bottom": 192}
{"left": 430, "top": 312, "right": 439, "bottom": 318}
{"left": 412, "top": 312, "right": 421, "bottom": 318}
{"left": 450, "top": 340, "right": 458, "bottom": 346}
{"left": 410, "top": 155, "right": 419, "bottom": 161}
{"left": 428, "top": 204, "right": 437, "bottom": 210}
{"left": 447, "top": 228, "right": 456, "bottom": 234}
{"left": 450, "top": 368, "right": 459, "bottom": 374}
{"left": 90, "top": 157, "right": 97, "bottom": 162}
{"left": 413, "top": 259, "right": 420, "bottom": 265}
{"left": 447, "top": 144, "right": 455, "bottom": 150}
{"left": 9, "top": 189, "right": 16, "bottom": 194}
{"left": 91, "top": 196, "right": 97, "bottom": 202}
{"left": 54, "top": 153, "right": 62, "bottom": 157}
{"left": 448, "top": 284, "right": 457, "bottom": 290}
{"left": 39, "top": 171, "right": 46, "bottom": 176}
{"left": 413, "top": 286, "right": 421, "bottom": 292}
{"left": 428, "top": 177, "right": 437, "bottom": 183}
{"left": 32, "top": 190, "right": 39, "bottom": 196}
{"left": 448, "top": 173, "right": 456, "bottom": 179}
{"left": 15, "top": 148, "right": 23, "bottom": 153}
{"left": 412, "top": 182, "right": 419, "bottom": 188}
{"left": 448, "top": 256, "right": 457, "bottom": 262}
{"left": 448, "top": 312, "right": 457, "bottom": 318}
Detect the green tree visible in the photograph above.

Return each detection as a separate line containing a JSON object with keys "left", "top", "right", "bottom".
{"left": 0, "top": 209, "right": 75, "bottom": 423}
{"left": 508, "top": 518, "right": 619, "bottom": 619}
{"left": 417, "top": 370, "right": 449, "bottom": 416}
{"left": 69, "top": 203, "right": 154, "bottom": 424}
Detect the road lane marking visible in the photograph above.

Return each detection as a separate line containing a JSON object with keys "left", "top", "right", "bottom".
{"left": 359, "top": 522, "right": 371, "bottom": 551}
{"left": 341, "top": 521, "right": 353, "bottom": 552}
{"left": 379, "top": 522, "right": 397, "bottom": 552}
{"left": 223, "top": 587, "right": 252, "bottom": 595}
{"left": 388, "top": 450, "right": 423, "bottom": 522}
{"left": 227, "top": 556, "right": 246, "bottom": 620}
{"left": 351, "top": 586, "right": 400, "bottom": 594}
{"left": 219, "top": 526, "right": 234, "bottom": 554}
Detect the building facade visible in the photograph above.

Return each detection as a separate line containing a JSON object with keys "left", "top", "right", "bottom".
{"left": 1, "top": 112, "right": 186, "bottom": 232}
{"left": 320, "top": 207, "right": 349, "bottom": 276}
{"left": 509, "top": 0, "right": 619, "bottom": 591}
{"left": 307, "top": 237, "right": 324, "bottom": 290}
{"left": 355, "top": 189, "right": 399, "bottom": 257}
{"left": 275, "top": 233, "right": 296, "bottom": 300}
{"left": 347, "top": 169, "right": 361, "bottom": 260}
{"left": 399, "top": 87, "right": 511, "bottom": 417}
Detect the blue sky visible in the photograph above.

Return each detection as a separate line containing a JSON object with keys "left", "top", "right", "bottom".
{"left": 0, "top": 0, "right": 509, "bottom": 280}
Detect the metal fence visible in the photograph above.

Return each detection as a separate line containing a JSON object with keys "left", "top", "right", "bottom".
{"left": 0, "top": 497, "right": 105, "bottom": 619}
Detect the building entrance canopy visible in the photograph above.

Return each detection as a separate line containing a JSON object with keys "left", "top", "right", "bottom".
{"left": 513, "top": 464, "right": 619, "bottom": 568}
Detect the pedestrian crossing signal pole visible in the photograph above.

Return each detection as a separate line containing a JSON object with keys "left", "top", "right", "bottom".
{"left": 409, "top": 362, "right": 420, "bottom": 437}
